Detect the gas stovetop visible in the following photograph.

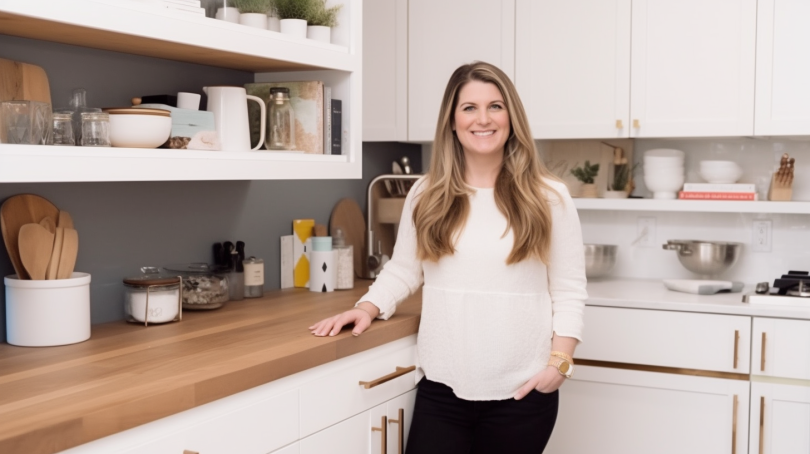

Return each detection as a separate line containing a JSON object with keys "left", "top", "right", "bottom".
{"left": 743, "top": 271, "right": 810, "bottom": 306}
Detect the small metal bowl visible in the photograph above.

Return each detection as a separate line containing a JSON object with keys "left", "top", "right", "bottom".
{"left": 584, "top": 244, "right": 618, "bottom": 279}
{"left": 662, "top": 240, "right": 743, "bottom": 276}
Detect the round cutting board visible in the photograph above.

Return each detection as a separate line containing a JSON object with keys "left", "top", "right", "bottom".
{"left": 329, "top": 198, "right": 366, "bottom": 278}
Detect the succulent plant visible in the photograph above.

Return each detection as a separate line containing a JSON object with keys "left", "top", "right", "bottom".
{"left": 570, "top": 161, "right": 600, "bottom": 184}
{"left": 307, "top": 0, "right": 342, "bottom": 27}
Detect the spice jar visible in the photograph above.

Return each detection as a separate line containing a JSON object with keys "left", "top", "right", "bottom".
{"left": 164, "top": 263, "right": 229, "bottom": 310}
{"left": 265, "top": 87, "right": 295, "bottom": 151}
{"left": 123, "top": 267, "right": 182, "bottom": 326}
{"left": 243, "top": 256, "right": 264, "bottom": 298}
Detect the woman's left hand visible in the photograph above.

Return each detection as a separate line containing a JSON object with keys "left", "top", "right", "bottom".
{"left": 513, "top": 366, "right": 566, "bottom": 400}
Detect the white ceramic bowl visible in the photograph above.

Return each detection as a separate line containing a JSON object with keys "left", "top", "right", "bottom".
{"left": 105, "top": 108, "right": 172, "bottom": 148}
{"left": 644, "top": 155, "right": 685, "bottom": 164}
{"left": 700, "top": 167, "right": 743, "bottom": 184}
{"left": 644, "top": 165, "right": 685, "bottom": 174}
{"left": 644, "top": 173, "right": 684, "bottom": 199}
{"left": 644, "top": 148, "right": 685, "bottom": 159}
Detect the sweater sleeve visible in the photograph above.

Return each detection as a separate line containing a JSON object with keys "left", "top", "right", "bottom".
{"left": 355, "top": 178, "right": 426, "bottom": 319}
{"left": 545, "top": 180, "right": 588, "bottom": 342}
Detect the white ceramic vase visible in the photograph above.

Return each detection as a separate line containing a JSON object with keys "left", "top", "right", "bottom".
{"left": 307, "top": 25, "right": 331, "bottom": 43}
{"left": 280, "top": 18, "right": 308, "bottom": 39}
{"left": 215, "top": 7, "right": 240, "bottom": 23}
{"left": 239, "top": 13, "right": 268, "bottom": 29}
{"left": 267, "top": 16, "right": 281, "bottom": 32}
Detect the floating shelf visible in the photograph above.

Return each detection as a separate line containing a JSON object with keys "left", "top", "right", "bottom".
{"left": 573, "top": 197, "right": 810, "bottom": 214}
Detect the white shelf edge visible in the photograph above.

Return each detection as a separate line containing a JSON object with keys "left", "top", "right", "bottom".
{"left": 573, "top": 198, "right": 810, "bottom": 214}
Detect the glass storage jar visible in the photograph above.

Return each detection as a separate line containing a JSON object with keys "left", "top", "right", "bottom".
{"left": 123, "top": 267, "right": 182, "bottom": 326}
{"left": 266, "top": 87, "right": 295, "bottom": 151}
{"left": 164, "top": 263, "right": 229, "bottom": 310}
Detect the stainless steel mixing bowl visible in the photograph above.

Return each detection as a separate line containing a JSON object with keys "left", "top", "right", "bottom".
{"left": 584, "top": 244, "right": 617, "bottom": 278}
{"left": 662, "top": 240, "right": 743, "bottom": 276}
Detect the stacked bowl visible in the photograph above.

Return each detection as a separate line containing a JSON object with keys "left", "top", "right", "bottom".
{"left": 699, "top": 160, "right": 743, "bottom": 184}
{"left": 643, "top": 149, "right": 685, "bottom": 199}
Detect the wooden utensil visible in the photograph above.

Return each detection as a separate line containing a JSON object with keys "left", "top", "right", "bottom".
{"left": 0, "top": 194, "right": 60, "bottom": 279}
{"left": 56, "top": 227, "right": 79, "bottom": 280}
{"left": 39, "top": 216, "right": 56, "bottom": 234}
{"left": 46, "top": 226, "right": 64, "bottom": 280}
{"left": 329, "top": 198, "right": 366, "bottom": 279}
{"left": 57, "top": 210, "right": 74, "bottom": 229}
{"left": 0, "top": 57, "right": 52, "bottom": 105}
{"left": 18, "top": 223, "right": 55, "bottom": 280}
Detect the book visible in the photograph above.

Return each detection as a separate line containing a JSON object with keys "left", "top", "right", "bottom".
{"left": 280, "top": 235, "right": 294, "bottom": 289}
{"left": 331, "top": 99, "right": 342, "bottom": 155}
{"left": 323, "top": 86, "right": 331, "bottom": 159}
{"left": 682, "top": 183, "right": 756, "bottom": 193}
{"left": 678, "top": 191, "right": 757, "bottom": 200}
{"left": 246, "top": 81, "right": 325, "bottom": 154}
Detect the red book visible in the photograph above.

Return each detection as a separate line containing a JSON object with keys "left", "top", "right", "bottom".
{"left": 678, "top": 191, "right": 756, "bottom": 200}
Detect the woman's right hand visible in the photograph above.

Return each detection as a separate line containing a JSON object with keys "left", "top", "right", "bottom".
{"left": 309, "top": 302, "right": 380, "bottom": 337}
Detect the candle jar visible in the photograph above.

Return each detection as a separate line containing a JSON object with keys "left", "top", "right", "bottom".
{"left": 123, "top": 267, "right": 182, "bottom": 326}
{"left": 80, "top": 111, "right": 110, "bottom": 146}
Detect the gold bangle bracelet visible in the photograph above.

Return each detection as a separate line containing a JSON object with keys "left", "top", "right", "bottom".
{"left": 550, "top": 351, "right": 573, "bottom": 363}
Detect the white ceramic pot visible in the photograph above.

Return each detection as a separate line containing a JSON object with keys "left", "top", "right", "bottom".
{"left": 267, "top": 16, "right": 281, "bottom": 32}
{"left": 307, "top": 25, "right": 331, "bottom": 43}
{"left": 239, "top": 13, "right": 268, "bottom": 29}
{"left": 280, "top": 18, "right": 308, "bottom": 39}
{"left": 215, "top": 7, "right": 240, "bottom": 23}
{"left": 579, "top": 183, "right": 599, "bottom": 198}
{"left": 5, "top": 273, "right": 92, "bottom": 347}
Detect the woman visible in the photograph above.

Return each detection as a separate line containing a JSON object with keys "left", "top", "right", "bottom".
{"left": 309, "top": 61, "right": 587, "bottom": 453}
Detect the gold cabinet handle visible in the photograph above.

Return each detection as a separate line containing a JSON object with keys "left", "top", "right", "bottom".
{"left": 388, "top": 408, "right": 405, "bottom": 454}
{"left": 360, "top": 366, "right": 416, "bottom": 389}
{"left": 732, "top": 394, "right": 739, "bottom": 454}
{"left": 733, "top": 330, "right": 740, "bottom": 369}
{"left": 633, "top": 119, "right": 640, "bottom": 128}
{"left": 761, "top": 332, "right": 767, "bottom": 372}
{"left": 759, "top": 396, "right": 765, "bottom": 454}
{"left": 615, "top": 119, "right": 623, "bottom": 129}
{"left": 372, "top": 415, "right": 387, "bottom": 454}
{"left": 184, "top": 451, "right": 200, "bottom": 454}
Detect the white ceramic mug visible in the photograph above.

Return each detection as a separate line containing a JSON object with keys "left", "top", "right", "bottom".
{"left": 177, "top": 92, "right": 201, "bottom": 110}
{"left": 203, "top": 86, "right": 266, "bottom": 151}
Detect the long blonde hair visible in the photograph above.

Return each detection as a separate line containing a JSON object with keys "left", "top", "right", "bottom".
{"left": 413, "top": 62, "right": 560, "bottom": 265}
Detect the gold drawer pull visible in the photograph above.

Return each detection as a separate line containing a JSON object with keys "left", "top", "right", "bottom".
{"left": 761, "top": 332, "right": 767, "bottom": 372}
{"left": 389, "top": 408, "right": 405, "bottom": 454}
{"left": 184, "top": 451, "right": 199, "bottom": 454}
{"left": 732, "top": 394, "right": 739, "bottom": 454}
{"left": 360, "top": 366, "right": 416, "bottom": 389}
{"left": 633, "top": 119, "right": 640, "bottom": 128}
{"left": 759, "top": 396, "right": 765, "bottom": 454}
{"left": 615, "top": 119, "right": 623, "bottom": 129}
{"left": 733, "top": 330, "right": 740, "bottom": 369}
{"left": 372, "top": 415, "right": 387, "bottom": 454}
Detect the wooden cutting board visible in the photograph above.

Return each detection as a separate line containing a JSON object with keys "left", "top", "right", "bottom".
{"left": 0, "top": 194, "right": 60, "bottom": 279}
{"left": 0, "top": 57, "right": 52, "bottom": 105}
{"left": 329, "top": 198, "right": 366, "bottom": 279}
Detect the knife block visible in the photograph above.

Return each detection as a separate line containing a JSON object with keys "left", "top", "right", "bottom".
{"left": 767, "top": 173, "right": 793, "bottom": 201}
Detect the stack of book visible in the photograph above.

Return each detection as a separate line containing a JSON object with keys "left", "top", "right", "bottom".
{"left": 678, "top": 183, "right": 758, "bottom": 201}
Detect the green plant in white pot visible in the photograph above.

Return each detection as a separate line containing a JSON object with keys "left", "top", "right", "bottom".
{"left": 275, "top": 0, "right": 313, "bottom": 39}
{"left": 233, "top": 0, "right": 271, "bottom": 29}
{"left": 306, "top": 0, "right": 342, "bottom": 43}
{"left": 605, "top": 162, "right": 638, "bottom": 198}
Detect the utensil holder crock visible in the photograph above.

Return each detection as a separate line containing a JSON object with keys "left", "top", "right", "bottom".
{"left": 4, "top": 272, "right": 91, "bottom": 347}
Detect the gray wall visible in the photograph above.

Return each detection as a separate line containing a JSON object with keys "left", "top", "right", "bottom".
{"left": 0, "top": 35, "right": 421, "bottom": 342}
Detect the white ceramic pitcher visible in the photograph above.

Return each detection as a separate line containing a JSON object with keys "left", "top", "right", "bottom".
{"left": 203, "top": 86, "right": 266, "bottom": 151}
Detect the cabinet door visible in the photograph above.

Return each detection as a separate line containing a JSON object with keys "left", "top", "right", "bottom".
{"left": 751, "top": 382, "right": 810, "bottom": 454}
{"left": 515, "top": 0, "right": 631, "bottom": 139}
{"left": 408, "top": 0, "right": 515, "bottom": 141}
{"left": 271, "top": 442, "right": 299, "bottom": 454}
{"left": 299, "top": 411, "right": 371, "bottom": 454}
{"left": 387, "top": 390, "right": 417, "bottom": 454}
{"left": 630, "top": 0, "right": 756, "bottom": 137}
{"left": 755, "top": 0, "right": 810, "bottom": 135}
{"left": 363, "top": 0, "right": 408, "bottom": 141}
{"left": 547, "top": 365, "right": 749, "bottom": 454}
{"left": 752, "top": 318, "right": 810, "bottom": 380}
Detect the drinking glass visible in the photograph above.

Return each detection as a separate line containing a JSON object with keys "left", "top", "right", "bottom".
{"left": 52, "top": 113, "right": 75, "bottom": 146}
{"left": 80, "top": 112, "right": 110, "bottom": 147}
{"left": 1, "top": 100, "right": 52, "bottom": 145}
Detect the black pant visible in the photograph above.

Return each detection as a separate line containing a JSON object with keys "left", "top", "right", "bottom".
{"left": 406, "top": 377, "right": 559, "bottom": 454}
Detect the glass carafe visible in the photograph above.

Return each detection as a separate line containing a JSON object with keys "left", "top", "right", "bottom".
{"left": 265, "top": 87, "right": 295, "bottom": 151}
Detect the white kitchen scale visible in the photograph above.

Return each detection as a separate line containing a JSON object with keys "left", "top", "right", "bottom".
{"left": 663, "top": 279, "right": 745, "bottom": 295}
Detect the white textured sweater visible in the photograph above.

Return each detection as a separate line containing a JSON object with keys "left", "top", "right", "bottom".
{"left": 358, "top": 177, "right": 587, "bottom": 401}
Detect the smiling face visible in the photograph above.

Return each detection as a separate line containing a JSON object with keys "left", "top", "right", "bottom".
{"left": 453, "top": 80, "right": 511, "bottom": 161}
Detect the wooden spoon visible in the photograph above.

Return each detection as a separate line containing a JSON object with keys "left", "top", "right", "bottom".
{"left": 0, "top": 194, "right": 59, "bottom": 279}
{"left": 46, "top": 226, "right": 64, "bottom": 280}
{"left": 57, "top": 210, "right": 74, "bottom": 229}
{"left": 39, "top": 216, "right": 56, "bottom": 234}
{"left": 18, "top": 223, "right": 55, "bottom": 280}
{"left": 56, "top": 227, "right": 78, "bottom": 280}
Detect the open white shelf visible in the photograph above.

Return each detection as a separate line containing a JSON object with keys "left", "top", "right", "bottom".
{"left": 573, "top": 198, "right": 810, "bottom": 214}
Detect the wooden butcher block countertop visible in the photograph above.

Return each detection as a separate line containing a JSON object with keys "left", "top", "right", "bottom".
{"left": 0, "top": 284, "right": 422, "bottom": 454}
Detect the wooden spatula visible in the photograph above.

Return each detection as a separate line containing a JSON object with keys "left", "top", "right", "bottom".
{"left": 46, "top": 226, "right": 64, "bottom": 280}
{"left": 39, "top": 216, "right": 56, "bottom": 234}
{"left": 0, "top": 194, "right": 59, "bottom": 279}
{"left": 18, "top": 223, "right": 55, "bottom": 280}
{"left": 57, "top": 228, "right": 78, "bottom": 280}
{"left": 57, "top": 210, "right": 74, "bottom": 229}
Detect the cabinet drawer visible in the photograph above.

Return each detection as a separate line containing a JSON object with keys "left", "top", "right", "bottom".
{"left": 752, "top": 317, "right": 810, "bottom": 380}
{"left": 577, "top": 306, "right": 751, "bottom": 374}
{"left": 299, "top": 339, "right": 417, "bottom": 437}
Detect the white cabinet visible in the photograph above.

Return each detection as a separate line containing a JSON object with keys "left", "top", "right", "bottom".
{"left": 750, "top": 382, "right": 810, "bottom": 454}
{"left": 299, "top": 411, "right": 372, "bottom": 454}
{"left": 386, "top": 390, "right": 417, "bottom": 454}
{"left": 515, "top": 0, "right": 631, "bottom": 139}
{"left": 272, "top": 443, "right": 300, "bottom": 454}
{"left": 548, "top": 365, "right": 750, "bottom": 454}
{"left": 629, "top": 0, "right": 757, "bottom": 138}
{"left": 407, "top": 0, "right": 515, "bottom": 142}
{"left": 752, "top": 318, "right": 810, "bottom": 380}
{"left": 363, "top": 0, "right": 408, "bottom": 141}
{"left": 754, "top": 0, "right": 810, "bottom": 136}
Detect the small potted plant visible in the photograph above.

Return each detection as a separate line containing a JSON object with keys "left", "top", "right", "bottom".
{"left": 267, "top": 0, "right": 281, "bottom": 31}
{"left": 306, "top": 0, "right": 342, "bottom": 43}
{"left": 233, "top": 0, "right": 271, "bottom": 29}
{"left": 604, "top": 162, "right": 638, "bottom": 198}
{"left": 571, "top": 160, "right": 600, "bottom": 198}
{"left": 275, "top": 0, "right": 313, "bottom": 39}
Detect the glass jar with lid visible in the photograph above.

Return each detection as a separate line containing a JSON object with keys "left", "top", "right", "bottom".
{"left": 265, "top": 87, "right": 295, "bottom": 151}
{"left": 123, "top": 267, "right": 182, "bottom": 326}
{"left": 164, "top": 263, "right": 230, "bottom": 310}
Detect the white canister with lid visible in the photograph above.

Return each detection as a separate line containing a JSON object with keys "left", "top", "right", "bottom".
{"left": 123, "top": 267, "right": 182, "bottom": 325}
